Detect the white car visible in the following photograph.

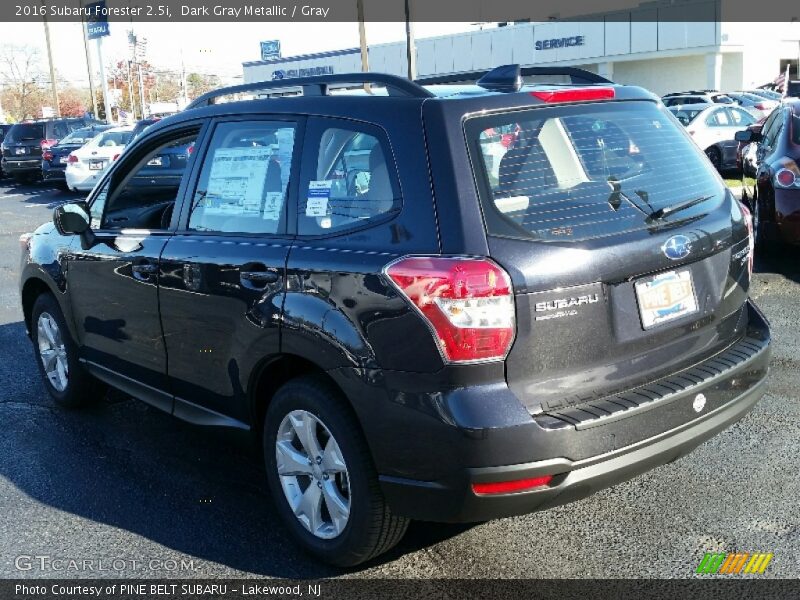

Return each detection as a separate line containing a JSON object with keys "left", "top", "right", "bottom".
{"left": 65, "top": 126, "right": 134, "bottom": 192}
{"left": 668, "top": 103, "right": 758, "bottom": 170}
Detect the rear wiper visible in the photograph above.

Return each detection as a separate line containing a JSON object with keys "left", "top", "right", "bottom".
{"left": 647, "top": 194, "right": 714, "bottom": 222}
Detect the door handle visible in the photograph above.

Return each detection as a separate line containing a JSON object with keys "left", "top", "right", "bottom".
{"left": 240, "top": 270, "right": 279, "bottom": 284}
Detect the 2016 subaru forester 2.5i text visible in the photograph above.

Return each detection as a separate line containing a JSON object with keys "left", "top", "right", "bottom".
{"left": 20, "top": 65, "right": 771, "bottom": 566}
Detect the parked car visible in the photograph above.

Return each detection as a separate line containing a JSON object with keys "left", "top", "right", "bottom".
{"left": 736, "top": 99, "right": 800, "bottom": 250}
{"left": 1, "top": 117, "right": 99, "bottom": 182}
{"left": 131, "top": 117, "right": 161, "bottom": 140}
{"left": 662, "top": 90, "right": 735, "bottom": 107}
{"left": 0, "top": 123, "right": 13, "bottom": 178}
{"left": 64, "top": 126, "right": 133, "bottom": 192}
{"left": 727, "top": 92, "right": 778, "bottom": 118}
{"left": 42, "top": 125, "right": 113, "bottom": 187}
{"left": 20, "top": 65, "right": 770, "bottom": 567}
{"left": 735, "top": 117, "right": 766, "bottom": 176}
{"left": 748, "top": 88, "right": 783, "bottom": 102}
{"left": 669, "top": 103, "right": 758, "bottom": 170}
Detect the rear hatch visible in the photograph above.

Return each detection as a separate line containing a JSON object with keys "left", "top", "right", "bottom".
{"left": 466, "top": 99, "right": 752, "bottom": 415}
{"left": 3, "top": 122, "right": 45, "bottom": 161}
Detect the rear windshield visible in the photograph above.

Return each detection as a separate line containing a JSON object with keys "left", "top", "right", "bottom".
{"left": 92, "top": 131, "right": 132, "bottom": 147}
{"left": 5, "top": 123, "right": 44, "bottom": 142}
{"left": 467, "top": 100, "right": 723, "bottom": 242}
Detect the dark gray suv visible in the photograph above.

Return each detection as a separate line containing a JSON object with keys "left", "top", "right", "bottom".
{"left": 19, "top": 65, "right": 771, "bottom": 566}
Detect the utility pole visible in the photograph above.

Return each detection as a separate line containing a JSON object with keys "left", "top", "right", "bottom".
{"left": 179, "top": 49, "right": 189, "bottom": 107}
{"left": 97, "top": 36, "right": 111, "bottom": 123}
{"left": 127, "top": 60, "right": 136, "bottom": 119}
{"left": 41, "top": 1, "right": 60, "bottom": 117}
{"left": 404, "top": 0, "right": 417, "bottom": 81}
{"left": 356, "top": 0, "right": 370, "bottom": 92}
{"left": 137, "top": 63, "right": 146, "bottom": 117}
{"left": 80, "top": 4, "right": 97, "bottom": 119}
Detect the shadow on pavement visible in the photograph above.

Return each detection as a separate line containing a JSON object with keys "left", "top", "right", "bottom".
{"left": 0, "top": 320, "right": 469, "bottom": 578}
{"left": 754, "top": 244, "right": 800, "bottom": 283}
{"left": 1, "top": 178, "right": 86, "bottom": 209}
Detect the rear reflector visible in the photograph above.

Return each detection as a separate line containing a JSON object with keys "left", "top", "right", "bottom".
{"left": 775, "top": 168, "right": 796, "bottom": 188}
{"left": 530, "top": 87, "right": 615, "bottom": 103}
{"left": 385, "top": 256, "right": 515, "bottom": 363}
{"left": 472, "top": 475, "right": 553, "bottom": 495}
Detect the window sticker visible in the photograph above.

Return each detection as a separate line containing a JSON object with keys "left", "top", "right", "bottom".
{"left": 263, "top": 191, "right": 284, "bottom": 221}
{"left": 306, "top": 180, "right": 332, "bottom": 217}
{"left": 200, "top": 147, "right": 271, "bottom": 216}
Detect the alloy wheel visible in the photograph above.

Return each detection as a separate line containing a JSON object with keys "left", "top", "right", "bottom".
{"left": 275, "top": 410, "right": 351, "bottom": 540}
{"left": 37, "top": 312, "right": 68, "bottom": 392}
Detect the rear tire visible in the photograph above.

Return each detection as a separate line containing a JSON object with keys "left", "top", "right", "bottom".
{"left": 30, "top": 293, "right": 105, "bottom": 408}
{"left": 263, "top": 375, "right": 409, "bottom": 567}
{"left": 752, "top": 190, "right": 770, "bottom": 256}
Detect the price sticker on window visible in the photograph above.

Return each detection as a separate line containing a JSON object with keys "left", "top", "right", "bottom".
{"left": 306, "top": 180, "right": 332, "bottom": 217}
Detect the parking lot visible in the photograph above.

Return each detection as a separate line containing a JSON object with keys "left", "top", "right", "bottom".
{"left": 1, "top": 178, "right": 798, "bottom": 579}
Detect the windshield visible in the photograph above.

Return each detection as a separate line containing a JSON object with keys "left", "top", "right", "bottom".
{"left": 669, "top": 107, "right": 705, "bottom": 125}
{"left": 468, "top": 100, "right": 722, "bottom": 242}
{"left": 92, "top": 130, "right": 132, "bottom": 147}
{"left": 5, "top": 123, "right": 44, "bottom": 142}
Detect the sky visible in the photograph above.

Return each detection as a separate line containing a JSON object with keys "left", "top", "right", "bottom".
{"left": 0, "top": 21, "right": 485, "bottom": 87}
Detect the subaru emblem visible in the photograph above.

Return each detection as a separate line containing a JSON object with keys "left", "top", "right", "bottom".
{"left": 662, "top": 235, "right": 692, "bottom": 260}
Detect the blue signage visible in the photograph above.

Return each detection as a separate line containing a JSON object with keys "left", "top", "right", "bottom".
{"left": 535, "top": 35, "right": 585, "bottom": 50}
{"left": 261, "top": 40, "right": 281, "bottom": 61}
{"left": 85, "top": 1, "right": 110, "bottom": 40}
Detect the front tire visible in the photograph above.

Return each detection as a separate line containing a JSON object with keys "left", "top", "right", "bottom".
{"left": 263, "top": 376, "right": 409, "bottom": 567}
{"left": 705, "top": 146, "right": 722, "bottom": 171}
{"left": 31, "top": 293, "right": 105, "bottom": 408}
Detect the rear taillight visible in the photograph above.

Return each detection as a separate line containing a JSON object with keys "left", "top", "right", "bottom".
{"left": 739, "top": 201, "right": 754, "bottom": 277}
{"left": 775, "top": 168, "right": 796, "bottom": 188}
{"left": 42, "top": 150, "right": 53, "bottom": 161}
{"left": 40, "top": 139, "right": 57, "bottom": 149}
{"left": 112, "top": 154, "right": 120, "bottom": 161}
{"left": 472, "top": 475, "right": 553, "bottom": 495}
{"left": 384, "top": 256, "right": 515, "bottom": 363}
{"left": 754, "top": 102, "right": 767, "bottom": 110}
{"left": 530, "top": 87, "right": 615, "bottom": 103}
{"left": 67, "top": 153, "right": 78, "bottom": 164}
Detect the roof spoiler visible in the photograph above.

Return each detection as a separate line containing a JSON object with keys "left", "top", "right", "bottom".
{"left": 416, "top": 64, "right": 613, "bottom": 90}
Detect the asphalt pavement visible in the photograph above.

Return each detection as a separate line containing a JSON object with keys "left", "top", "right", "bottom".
{"left": 0, "top": 179, "right": 797, "bottom": 579}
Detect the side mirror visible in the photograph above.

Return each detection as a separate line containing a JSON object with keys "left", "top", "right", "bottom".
{"left": 734, "top": 129, "right": 760, "bottom": 143}
{"left": 53, "top": 201, "right": 91, "bottom": 235}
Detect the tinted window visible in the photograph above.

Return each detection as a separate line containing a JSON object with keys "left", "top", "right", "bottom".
{"left": 792, "top": 114, "right": 800, "bottom": 145}
{"left": 763, "top": 110, "right": 787, "bottom": 147}
{"left": 298, "top": 123, "right": 400, "bottom": 235}
{"left": 6, "top": 123, "right": 44, "bottom": 142}
{"left": 468, "top": 101, "right": 722, "bottom": 242}
{"left": 189, "top": 120, "right": 296, "bottom": 235}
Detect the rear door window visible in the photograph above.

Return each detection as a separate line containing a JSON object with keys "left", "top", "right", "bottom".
{"left": 298, "top": 119, "right": 401, "bottom": 235}
{"left": 705, "top": 108, "right": 731, "bottom": 127}
{"left": 467, "top": 100, "right": 722, "bottom": 242}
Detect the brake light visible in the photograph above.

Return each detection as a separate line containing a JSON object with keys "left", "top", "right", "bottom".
{"left": 472, "top": 475, "right": 553, "bottom": 495}
{"left": 67, "top": 153, "right": 78, "bottom": 164}
{"left": 530, "top": 87, "right": 615, "bottom": 103}
{"left": 739, "top": 201, "right": 754, "bottom": 277}
{"left": 775, "top": 168, "right": 796, "bottom": 188}
{"left": 112, "top": 154, "right": 120, "bottom": 161}
{"left": 42, "top": 150, "right": 53, "bottom": 161}
{"left": 384, "top": 256, "right": 515, "bottom": 363}
{"left": 754, "top": 102, "right": 766, "bottom": 110}
{"left": 40, "top": 139, "right": 57, "bottom": 149}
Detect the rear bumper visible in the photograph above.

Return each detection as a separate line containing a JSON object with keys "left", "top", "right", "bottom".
{"left": 774, "top": 188, "right": 800, "bottom": 244}
{"left": 2, "top": 158, "right": 41, "bottom": 175}
{"left": 373, "top": 301, "right": 770, "bottom": 522}
{"left": 42, "top": 162, "right": 66, "bottom": 181}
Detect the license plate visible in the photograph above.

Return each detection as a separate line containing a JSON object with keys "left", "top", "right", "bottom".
{"left": 89, "top": 161, "right": 104, "bottom": 170}
{"left": 15, "top": 148, "right": 26, "bottom": 155}
{"left": 59, "top": 156, "right": 68, "bottom": 164}
{"left": 635, "top": 269, "right": 698, "bottom": 329}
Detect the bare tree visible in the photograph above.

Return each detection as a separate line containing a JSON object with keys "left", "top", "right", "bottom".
{"left": 0, "top": 44, "right": 46, "bottom": 121}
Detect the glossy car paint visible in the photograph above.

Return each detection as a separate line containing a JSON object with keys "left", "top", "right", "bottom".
{"left": 20, "top": 82, "right": 771, "bottom": 523}
{"left": 745, "top": 101, "right": 800, "bottom": 246}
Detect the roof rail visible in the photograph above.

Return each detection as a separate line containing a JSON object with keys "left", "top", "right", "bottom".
{"left": 416, "top": 64, "right": 612, "bottom": 87}
{"left": 185, "top": 73, "right": 433, "bottom": 110}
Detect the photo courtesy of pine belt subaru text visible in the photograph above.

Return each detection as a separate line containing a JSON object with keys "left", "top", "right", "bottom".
{"left": 19, "top": 64, "right": 771, "bottom": 567}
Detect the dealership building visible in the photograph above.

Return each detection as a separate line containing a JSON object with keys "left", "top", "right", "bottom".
{"left": 242, "top": 0, "right": 800, "bottom": 96}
